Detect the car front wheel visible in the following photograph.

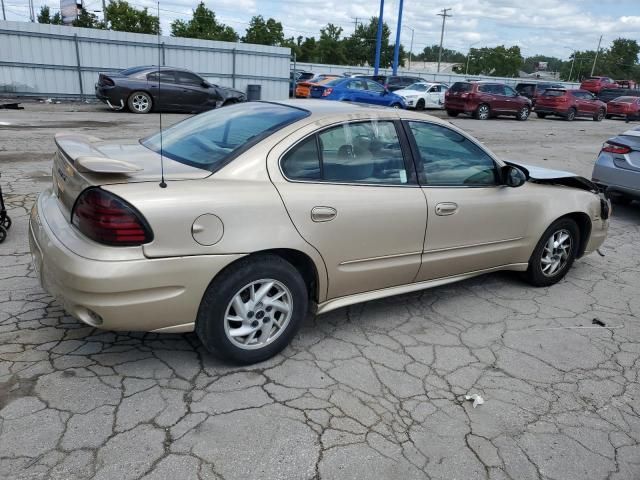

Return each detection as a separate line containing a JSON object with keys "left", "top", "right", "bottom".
{"left": 475, "top": 104, "right": 490, "bottom": 120}
{"left": 127, "top": 91, "right": 153, "bottom": 114}
{"left": 517, "top": 105, "right": 530, "bottom": 121}
{"left": 196, "top": 254, "right": 308, "bottom": 364}
{"left": 525, "top": 218, "right": 579, "bottom": 287}
{"left": 593, "top": 108, "right": 605, "bottom": 121}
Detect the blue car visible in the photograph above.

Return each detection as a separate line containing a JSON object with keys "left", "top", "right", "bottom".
{"left": 310, "top": 78, "right": 406, "bottom": 108}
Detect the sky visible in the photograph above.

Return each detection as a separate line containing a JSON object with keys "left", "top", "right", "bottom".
{"left": 2, "top": 0, "right": 640, "bottom": 60}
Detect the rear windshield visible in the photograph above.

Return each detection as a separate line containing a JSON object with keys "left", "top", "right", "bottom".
{"left": 449, "top": 82, "right": 471, "bottom": 93}
{"left": 542, "top": 89, "right": 566, "bottom": 97}
{"left": 120, "top": 66, "right": 153, "bottom": 76}
{"left": 142, "top": 102, "right": 309, "bottom": 172}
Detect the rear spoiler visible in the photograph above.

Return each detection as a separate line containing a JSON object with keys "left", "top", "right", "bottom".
{"left": 54, "top": 133, "right": 142, "bottom": 174}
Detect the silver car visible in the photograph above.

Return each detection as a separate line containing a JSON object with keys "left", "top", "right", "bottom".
{"left": 592, "top": 125, "right": 640, "bottom": 203}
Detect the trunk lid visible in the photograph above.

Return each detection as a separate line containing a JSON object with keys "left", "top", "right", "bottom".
{"left": 52, "top": 133, "right": 210, "bottom": 216}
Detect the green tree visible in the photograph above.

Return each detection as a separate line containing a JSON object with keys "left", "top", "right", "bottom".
{"left": 602, "top": 38, "right": 640, "bottom": 79}
{"left": 466, "top": 45, "right": 523, "bottom": 77}
{"left": 242, "top": 15, "right": 285, "bottom": 46}
{"left": 104, "top": 0, "right": 159, "bottom": 34}
{"left": 72, "top": 9, "right": 103, "bottom": 29}
{"left": 171, "top": 2, "right": 238, "bottom": 41}
{"left": 37, "top": 5, "right": 63, "bottom": 25}
{"left": 344, "top": 17, "right": 399, "bottom": 68}
{"left": 415, "top": 44, "right": 465, "bottom": 63}
{"left": 316, "top": 24, "right": 346, "bottom": 64}
{"left": 297, "top": 37, "right": 318, "bottom": 62}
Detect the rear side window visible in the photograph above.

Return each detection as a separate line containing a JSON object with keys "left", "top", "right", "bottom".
{"left": 281, "top": 121, "right": 408, "bottom": 185}
{"left": 542, "top": 90, "right": 566, "bottom": 97}
{"left": 408, "top": 122, "right": 497, "bottom": 187}
{"left": 147, "top": 71, "right": 175, "bottom": 83}
{"left": 450, "top": 82, "right": 471, "bottom": 93}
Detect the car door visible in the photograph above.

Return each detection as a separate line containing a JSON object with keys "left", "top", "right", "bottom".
{"left": 404, "top": 120, "right": 534, "bottom": 281}
{"left": 490, "top": 84, "right": 512, "bottom": 112}
{"left": 343, "top": 79, "right": 368, "bottom": 103}
{"left": 175, "top": 71, "right": 212, "bottom": 110}
{"left": 426, "top": 85, "right": 444, "bottom": 107}
{"left": 147, "top": 70, "right": 180, "bottom": 110}
{"left": 503, "top": 85, "right": 521, "bottom": 113}
{"left": 364, "top": 80, "right": 388, "bottom": 105}
{"left": 269, "top": 119, "right": 427, "bottom": 299}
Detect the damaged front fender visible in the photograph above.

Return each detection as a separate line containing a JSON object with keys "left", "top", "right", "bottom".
{"left": 505, "top": 161, "right": 598, "bottom": 192}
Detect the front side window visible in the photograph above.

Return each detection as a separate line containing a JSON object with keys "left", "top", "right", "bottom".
{"left": 282, "top": 121, "right": 409, "bottom": 185}
{"left": 176, "top": 71, "right": 202, "bottom": 85}
{"left": 408, "top": 121, "right": 498, "bottom": 186}
{"left": 504, "top": 86, "right": 517, "bottom": 96}
{"left": 142, "top": 102, "right": 309, "bottom": 172}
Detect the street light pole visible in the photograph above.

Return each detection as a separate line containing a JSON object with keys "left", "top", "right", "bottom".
{"left": 374, "top": 0, "right": 385, "bottom": 76}
{"left": 437, "top": 8, "right": 452, "bottom": 73}
{"left": 408, "top": 27, "right": 414, "bottom": 70}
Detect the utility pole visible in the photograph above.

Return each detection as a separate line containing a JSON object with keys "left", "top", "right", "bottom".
{"left": 437, "top": 8, "right": 452, "bottom": 73}
{"left": 1, "top": 0, "right": 6, "bottom": 21}
{"left": 373, "top": 0, "right": 384, "bottom": 75}
{"left": 28, "top": 0, "right": 35, "bottom": 21}
{"left": 392, "top": 0, "right": 403, "bottom": 75}
{"left": 568, "top": 54, "right": 575, "bottom": 82}
{"left": 352, "top": 17, "right": 360, "bottom": 33}
{"left": 590, "top": 35, "right": 602, "bottom": 77}
{"left": 102, "top": 0, "right": 107, "bottom": 24}
{"left": 405, "top": 26, "right": 415, "bottom": 70}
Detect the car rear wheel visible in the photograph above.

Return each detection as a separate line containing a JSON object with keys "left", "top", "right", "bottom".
{"left": 475, "top": 104, "right": 490, "bottom": 120}
{"left": 446, "top": 110, "right": 459, "bottom": 117}
{"left": 391, "top": 103, "right": 402, "bottom": 109}
{"left": 517, "top": 105, "right": 530, "bottom": 121}
{"left": 127, "top": 91, "right": 152, "bottom": 114}
{"left": 536, "top": 112, "right": 547, "bottom": 119}
{"left": 565, "top": 108, "right": 576, "bottom": 121}
{"left": 415, "top": 99, "right": 425, "bottom": 111}
{"left": 525, "top": 218, "right": 579, "bottom": 287}
{"left": 196, "top": 254, "right": 308, "bottom": 364}
{"left": 593, "top": 108, "right": 605, "bottom": 121}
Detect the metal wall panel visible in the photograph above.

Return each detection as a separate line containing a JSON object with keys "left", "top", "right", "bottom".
{"left": 0, "top": 20, "right": 290, "bottom": 100}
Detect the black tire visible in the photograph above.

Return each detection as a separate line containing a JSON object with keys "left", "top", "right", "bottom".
{"left": 446, "top": 110, "right": 459, "bottom": 117}
{"left": 607, "top": 191, "right": 632, "bottom": 205}
{"left": 605, "top": 114, "right": 612, "bottom": 119}
{"left": 517, "top": 105, "right": 530, "bottom": 121}
{"left": 1, "top": 215, "right": 11, "bottom": 230}
{"left": 593, "top": 108, "right": 605, "bottom": 122}
{"left": 565, "top": 108, "right": 576, "bottom": 121}
{"left": 475, "top": 103, "right": 490, "bottom": 120}
{"left": 127, "top": 91, "right": 153, "bottom": 114}
{"left": 415, "top": 99, "right": 425, "bottom": 111}
{"left": 196, "top": 254, "right": 308, "bottom": 364}
{"left": 536, "top": 112, "right": 547, "bottom": 119}
{"left": 0, "top": 226, "right": 6, "bottom": 244}
{"left": 525, "top": 218, "right": 580, "bottom": 287}
{"left": 391, "top": 103, "right": 402, "bottom": 109}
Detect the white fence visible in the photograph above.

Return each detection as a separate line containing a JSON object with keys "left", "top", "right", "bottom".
{"left": 0, "top": 20, "right": 291, "bottom": 100}
{"left": 292, "top": 61, "right": 580, "bottom": 89}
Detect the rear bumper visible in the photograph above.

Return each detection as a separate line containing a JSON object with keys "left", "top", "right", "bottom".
{"left": 29, "top": 189, "right": 244, "bottom": 333}
{"left": 592, "top": 154, "right": 640, "bottom": 199}
{"left": 534, "top": 106, "right": 567, "bottom": 115}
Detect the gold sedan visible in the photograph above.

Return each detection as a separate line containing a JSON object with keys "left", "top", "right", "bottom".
{"left": 29, "top": 101, "right": 610, "bottom": 363}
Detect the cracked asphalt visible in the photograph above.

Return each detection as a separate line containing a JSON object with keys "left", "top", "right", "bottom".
{"left": 1, "top": 101, "right": 639, "bottom": 480}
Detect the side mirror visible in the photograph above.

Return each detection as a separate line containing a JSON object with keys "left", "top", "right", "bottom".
{"left": 201, "top": 81, "right": 210, "bottom": 88}
{"left": 504, "top": 166, "right": 527, "bottom": 187}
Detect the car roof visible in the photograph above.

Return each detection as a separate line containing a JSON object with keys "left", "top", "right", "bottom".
{"left": 273, "top": 99, "right": 449, "bottom": 124}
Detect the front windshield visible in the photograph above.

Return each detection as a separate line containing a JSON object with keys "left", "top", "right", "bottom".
{"left": 142, "top": 102, "right": 309, "bottom": 172}
{"left": 406, "top": 83, "right": 428, "bottom": 92}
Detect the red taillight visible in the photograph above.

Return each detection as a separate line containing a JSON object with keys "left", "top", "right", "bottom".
{"left": 601, "top": 142, "right": 631, "bottom": 155}
{"left": 322, "top": 88, "right": 333, "bottom": 97}
{"left": 71, "top": 188, "right": 153, "bottom": 246}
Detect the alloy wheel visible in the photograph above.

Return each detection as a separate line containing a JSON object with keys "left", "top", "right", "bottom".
{"left": 132, "top": 94, "right": 150, "bottom": 112}
{"left": 540, "top": 229, "right": 573, "bottom": 277}
{"left": 478, "top": 104, "right": 490, "bottom": 120}
{"left": 519, "top": 106, "right": 529, "bottom": 120}
{"left": 223, "top": 279, "right": 293, "bottom": 350}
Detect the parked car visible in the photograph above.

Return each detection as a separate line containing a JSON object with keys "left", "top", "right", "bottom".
{"left": 290, "top": 70, "right": 314, "bottom": 96}
{"left": 605, "top": 96, "right": 640, "bottom": 120}
{"left": 535, "top": 88, "right": 607, "bottom": 121}
{"left": 580, "top": 76, "right": 619, "bottom": 94}
{"left": 444, "top": 81, "right": 532, "bottom": 120}
{"left": 393, "top": 82, "right": 448, "bottom": 110}
{"left": 309, "top": 77, "right": 406, "bottom": 108}
{"left": 30, "top": 101, "right": 610, "bottom": 363}
{"left": 592, "top": 125, "right": 640, "bottom": 204}
{"left": 616, "top": 80, "right": 637, "bottom": 89}
{"left": 515, "top": 82, "right": 564, "bottom": 107}
{"left": 295, "top": 74, "right": 341, "bottom": 98}
{"left": 598, "top": 88, "right": 640, "bottom": 103}
{"left": 95, "top": 66, "right": 246, "bottom": 114}
{"left": 356, "top": 75, "right": 425, "bottom": 92}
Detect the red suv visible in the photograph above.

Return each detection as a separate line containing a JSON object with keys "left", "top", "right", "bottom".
{"left": 580, "top": 76, "right": 619, "bottom": 94}
{"left": 445, "top": 81, "right": 531, "bottom": 120}
{"left": 535, "top": 89, "right": 607, "bottom": 121}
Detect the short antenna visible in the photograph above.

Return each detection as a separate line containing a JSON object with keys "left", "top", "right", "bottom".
{"left": 157, "top": 0, "right": 167, "bottom": 188}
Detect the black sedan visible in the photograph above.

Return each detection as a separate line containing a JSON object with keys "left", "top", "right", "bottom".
{"left": 95, "top": 66, "right": 247, "bottom": 114}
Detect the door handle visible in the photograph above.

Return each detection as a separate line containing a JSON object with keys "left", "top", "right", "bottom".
{"left": 435, "top": 202, "right": 458, "bottom": 216}
{"left": 311, "top": 206, "right": 337, "bottom": 222}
